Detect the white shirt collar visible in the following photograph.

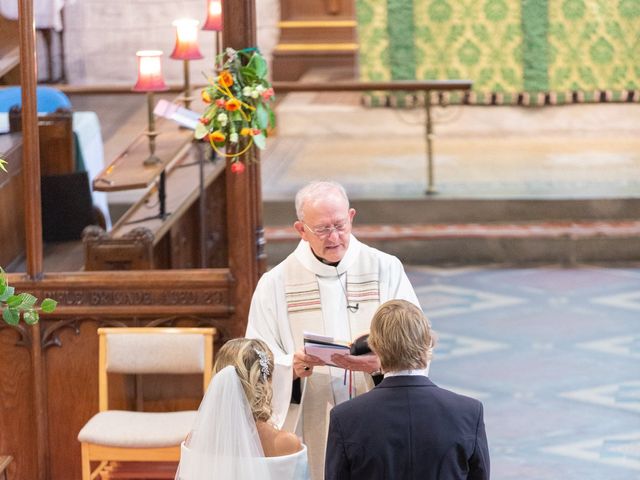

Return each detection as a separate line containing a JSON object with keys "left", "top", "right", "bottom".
{"left": 293, "top": 234, "right": 361, "bottom": 277}
{"left": 384, "top": 367, "right": 429, "bottom": 378}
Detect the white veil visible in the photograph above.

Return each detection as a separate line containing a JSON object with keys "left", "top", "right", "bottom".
{"left": 175, "top": 365, "right": 271, "bottom": 480}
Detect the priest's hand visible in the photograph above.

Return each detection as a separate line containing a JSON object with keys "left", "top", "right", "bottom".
{"left": 293, "top": 349, "right": 325, "bottom": 379}
{"left": 331, "top": 352, "right": 381, "bottom": 374}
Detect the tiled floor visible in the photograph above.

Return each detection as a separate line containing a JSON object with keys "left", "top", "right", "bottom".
{"left": 408, "top": 265, "right": 640, "bottom": 480}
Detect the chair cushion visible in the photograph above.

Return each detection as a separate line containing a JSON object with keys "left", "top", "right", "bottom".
{"left": 106, "top": 334, "right": 205, "bottom": 374}
{"left": 77, "top": 410, "right": 197, "bottom": 448}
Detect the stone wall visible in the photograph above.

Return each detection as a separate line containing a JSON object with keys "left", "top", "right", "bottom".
{"left": 59, "top": 0, "right": 279, "bottom": 85}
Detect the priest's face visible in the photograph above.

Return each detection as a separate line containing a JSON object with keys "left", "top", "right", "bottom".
{"left": 294, "top": 195, "right": 356, "bottom": 264}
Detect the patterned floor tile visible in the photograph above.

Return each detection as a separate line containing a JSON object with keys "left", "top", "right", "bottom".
{"left": 578, "top": 335, "right": 640, "bottom": 359}
{"left": 413, "top": 284, "right": 526, "bottom": 318}
{"left": 543, "top": 432, "right": 640, "bottom": 471}
{"left": 592, "top": 290, "right": 640, "bottom": 311}
{"left": 432, "top": 332, "right": 510, "bottom": 361}
{"left": 560, "top": 381, "right": 640, "bottom": 414}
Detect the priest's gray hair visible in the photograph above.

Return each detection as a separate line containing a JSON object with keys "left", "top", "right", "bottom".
{"left": 295, "top": 181, "right": 350, "bottom": 221}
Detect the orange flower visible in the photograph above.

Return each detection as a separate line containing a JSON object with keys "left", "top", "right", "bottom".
{"left": 225, "top": 99, "right": 241, "bottom": 111}
{"left": 240, "top": 127, "right": 252, "bottom": 136}
{"left": 218, "top": 70, "right": 234, "bottom": 87}
{"left": 210, "top": 131, "right": 225, "bottom": 143}
{"left": 201, "top": 90, "right": 212, "bottom": 104}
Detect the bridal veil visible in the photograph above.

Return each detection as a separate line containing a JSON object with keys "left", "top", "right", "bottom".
{"left": 176, "top": 365, "right": 271, "bottom": 479}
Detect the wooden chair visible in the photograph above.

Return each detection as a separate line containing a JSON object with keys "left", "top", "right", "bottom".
{"left": 77, "top": 327, "right": 216, "bottom": 480}
{"left": 0, "top": 456, "right": 12, "bottom": 480}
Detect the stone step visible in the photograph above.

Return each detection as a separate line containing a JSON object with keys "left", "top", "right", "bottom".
{"left": 264, "top": 220, "right": 640, "bottom": 265}
{"left": 264, "top": 198, "right": 640, "bottom": 225}
{"left": 266, "top": 220, "right": 640, "bottom": 241}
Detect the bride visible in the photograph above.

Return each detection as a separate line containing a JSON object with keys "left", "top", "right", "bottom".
{"left": 176, "top": 338, "right": 309, "bottom": 479}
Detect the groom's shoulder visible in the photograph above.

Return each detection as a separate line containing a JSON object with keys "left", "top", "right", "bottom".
{"left": 331, "top": 387, "right": 381, "bottom": 419}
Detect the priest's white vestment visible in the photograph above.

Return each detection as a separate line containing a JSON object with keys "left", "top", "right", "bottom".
{"left": 246, "top": 235, "right": 420, "bottom": 479}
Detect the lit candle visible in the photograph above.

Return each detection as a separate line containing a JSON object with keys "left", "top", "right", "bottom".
{"left": 170, "top": 19, "right": 204, "bottom": 60}
{"left": 203, "top": 0, "right": 223, "bottom": 32}
{"left": 133, "top": 50, "right": 168, "bottom": 92}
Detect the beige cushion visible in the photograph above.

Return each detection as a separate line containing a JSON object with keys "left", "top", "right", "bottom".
{"left": 77, "top": 410, "right": 197, "bottom": 447}
{"left": 106, "top": 333, "right": 205, "bottom": 374}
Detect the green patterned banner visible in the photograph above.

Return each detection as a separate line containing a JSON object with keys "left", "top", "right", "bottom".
{"left": 356, "top": 0, "right": 640, "bottom": 105}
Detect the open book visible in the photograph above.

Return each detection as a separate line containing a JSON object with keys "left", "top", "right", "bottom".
{"left": 303, "top": 331, "right": 371, "bottom": 367}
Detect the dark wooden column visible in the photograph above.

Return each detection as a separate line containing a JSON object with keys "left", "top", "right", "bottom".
{"left": 17, "top": 1, "right": 48, "bottom": 480}
{"left": 222, "top": 0, "right": 266, "bottom": 338}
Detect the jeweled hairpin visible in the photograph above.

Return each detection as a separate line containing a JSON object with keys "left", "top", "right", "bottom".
{"left": 254, "top": 348, "right": 270, "bottom": 380}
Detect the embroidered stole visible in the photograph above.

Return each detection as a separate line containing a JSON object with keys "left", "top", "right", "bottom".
{"left": 283, "top": 247, "right": 381, "bottom": 479}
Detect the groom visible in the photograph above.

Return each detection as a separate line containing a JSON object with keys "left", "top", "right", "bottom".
{"left": 325, "top": 299, "right": 490, "bottom": 480}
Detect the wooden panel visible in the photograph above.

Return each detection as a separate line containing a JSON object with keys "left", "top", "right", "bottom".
{"left": 83, "top": 227, "right": 154, "bottom": 271}
{"left": 280, "top": 0, "right": 354, "bottom": 20}
{"left": 205, "top": 172, "right": 228, "bottom": 267}
{"left": 169, "top": 206, "right": 199, "bottom": 269}
{"left": 0, "top": 327, "right": 38, "bottom": 480}
{"left": 45, "top": 321, "right": 100, "bottom": 480}
{"left": 0, "top": 133, "right": 25, "bottom": 268}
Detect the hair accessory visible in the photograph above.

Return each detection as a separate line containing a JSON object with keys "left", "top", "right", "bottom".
{"left": 254, "top": 348, "right": 270, "bottom": 380}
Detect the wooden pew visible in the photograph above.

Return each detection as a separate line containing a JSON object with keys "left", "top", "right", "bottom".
{"left": 86, "top": 119, "right": 229, "bottom": 271}
{"left": 9, "top": 108, "right": 75, "bottom": 175}
{"left": 0, "top": 132, "right": 25, "bottom": 269}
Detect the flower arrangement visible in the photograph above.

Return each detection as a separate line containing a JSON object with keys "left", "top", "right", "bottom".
{"left": 195, "top": 48, "right": 275, "bottom": 174}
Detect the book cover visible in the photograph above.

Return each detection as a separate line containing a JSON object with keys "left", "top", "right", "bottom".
{"left": 303, "top": 332, "right": 371, "bottom": 366}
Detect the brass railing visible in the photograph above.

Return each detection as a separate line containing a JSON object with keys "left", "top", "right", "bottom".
{"left": 272, "top": 80, "right": 473, "bottom": 194}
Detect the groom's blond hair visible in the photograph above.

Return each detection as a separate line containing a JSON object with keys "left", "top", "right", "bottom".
{"left": 369, "top": 299, "right": 432, "bottom": 372}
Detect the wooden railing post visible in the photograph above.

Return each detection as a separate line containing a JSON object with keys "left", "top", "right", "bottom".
{"left": 223, "top": 0, "right": 264, "bottom": 337}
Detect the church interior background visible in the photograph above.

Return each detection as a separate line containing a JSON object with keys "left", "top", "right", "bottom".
{"left": 0, "top": 0, "right": 639, "bottom": 479}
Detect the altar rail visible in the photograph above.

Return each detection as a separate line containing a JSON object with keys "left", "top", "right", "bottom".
{"left": 272, "top": 80, "right": 472, "bottom": 194}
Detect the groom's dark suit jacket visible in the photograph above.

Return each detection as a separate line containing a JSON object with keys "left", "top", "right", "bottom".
{"left": 325, "top": 375, "right": 489, "bottom": 480}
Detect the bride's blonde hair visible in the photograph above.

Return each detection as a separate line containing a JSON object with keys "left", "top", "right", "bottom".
{"left": 213, "top": 338, "right": 274, "bottom": 422}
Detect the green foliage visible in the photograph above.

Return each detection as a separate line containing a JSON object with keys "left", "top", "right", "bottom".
{"left": 0, "top": 157, "right": 6, "bottom": 172}
{"left": 0, "top": 268, "right": 57, "bottom": 325}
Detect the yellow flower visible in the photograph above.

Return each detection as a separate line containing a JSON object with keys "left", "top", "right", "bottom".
{"left": 225, "top": 99, "right": 241, "bottom": 111}
{"left": 210, "top": 131, "right": 225, "bottom": 143}
{"left": 240, "top": 128, "right": 252, "bottom": 136}
{"left": 201, "top": 90, "right": 212, "bottom": 104}
{"left": 218, "top": 70, "right": 234, "bottom": 87}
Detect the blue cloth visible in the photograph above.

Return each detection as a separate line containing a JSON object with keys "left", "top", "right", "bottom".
{"left": 0, "top": 86, "right": 72, "bottom": 113}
